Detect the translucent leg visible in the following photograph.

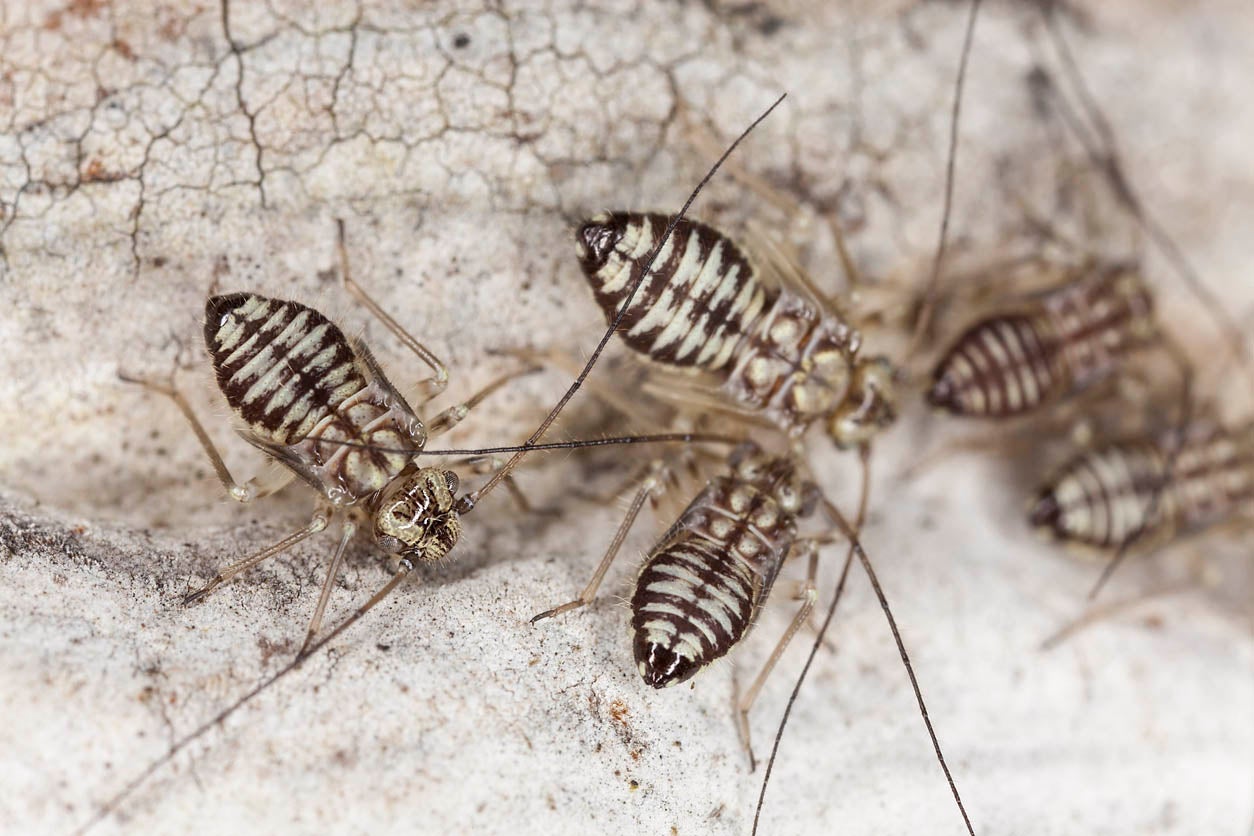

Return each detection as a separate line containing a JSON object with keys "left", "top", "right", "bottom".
{"left": 118, "top": 373, "right": 263, "bottom": 503}
{"left": 499, "top": 346, "right": 677, "bottom": 431}
{"left": 530, "top": 460, "right": 670, "bottom": 623}
{"left": 184, "top": 507, "right": 332, "bottom": 605}
{"left": 336, "top": 219, "right": 449, "bottom": 404}
{"left": 735, "top": 539, "right": 821, "bottom": 770}
{"left": 1039, "top": 579, "right": 1195, "bottom": 651}
{"left": 426, "top": 365, "right": 542, "bottom": 437}
{"left": 298, "top": 519, "right": 359, "bottom": 657}
{"left": 296, "top": 560, "right": 414, "bottom": 661}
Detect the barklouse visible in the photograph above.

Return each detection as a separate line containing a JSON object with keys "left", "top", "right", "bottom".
{"left": 533, "top": 442, "right": 826, "bottom": 762}
{"left": 1030, "top": 421, "right": 1254, "bottom": 551}
{"left": 575, "top": 212, "right": 898, "bottom": 448}
{"left": 926, "top": 264, "right": 1156, "bottom": 419}
{"left": 120, "top": 223, "right": 540, "bottom": 656}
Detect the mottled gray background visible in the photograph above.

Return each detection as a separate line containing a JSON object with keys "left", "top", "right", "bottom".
{"left": 1, "top": 1, "right": 1251, "bottom": 834}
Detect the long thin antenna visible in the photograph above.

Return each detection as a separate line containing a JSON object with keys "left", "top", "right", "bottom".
{"left": 822, "top": 495, "right": 975, "bottom": 835}
{"left": 906, "top": 0, "right": 983, "bottom": 362}
{"left": 357, "top": 432, "right": 742, "bottom": 457}
{"left": 1040, "top": 6, "right": 1254, "bottom": 399}
{"left": 753, "top": 445, "right": 871, "bottom": 834}
{"left": 461, "top": 93, "right": 787, "bottom": 510}
{"left": 74, "top": 565, "right": 414, "bottom": 835}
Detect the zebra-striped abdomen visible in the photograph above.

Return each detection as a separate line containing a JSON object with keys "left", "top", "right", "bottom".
{"left": 1030, "top": 428, "right": 1254, "bottom": 549}
{"left": 928, "top": 313, "right": 1066, "bottom": 417}
{"left": 630, "top": 469, "right": 799, "bottom": 688}
{"left": 929, "top": 269, "right": 1155, "bottom": 419}
{"left": 631, "top": 540, "right": 757, "bottom": 688}
{"left": 204, "top": 293, "right": 424, "bottom": 503}
{"left": 577, "top": 212, "right": 771, "bottom": 372}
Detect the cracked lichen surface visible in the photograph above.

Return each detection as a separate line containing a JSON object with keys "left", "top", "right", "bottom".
{"left": 2, "top": 1, "right": 1252, "bottom": 834}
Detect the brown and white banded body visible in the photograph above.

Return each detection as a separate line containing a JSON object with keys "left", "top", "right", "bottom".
{"left": 928, "top": 267, "right": 1156, "bottom": 418}
{"left": 1030, "top": 424, "right": 1254, "bottom": 549}
{"left": 630, "top": 444, "right": 815, "bottom": 688}
{"left": 204, "top": 291, "right": 465, "bottom": 565}
{"left": 121, "top": 267, "right": 507, "bottom": 659}
{"left": 577, "top": 212, "right": 896, "bottom": 448}
{"left": 206, "top": 293, "right": 428, "bottom": 507}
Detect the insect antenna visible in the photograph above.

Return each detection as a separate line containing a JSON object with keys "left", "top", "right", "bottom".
{"left": 1038, "top": 7, "right": 1254, "bottom": 396}
{"left": 905, "top": 0, "right": 983, "bottom": 363}
{"left": 305, "top": 432, "right": 745, "bottom": 458}
{"left": 758, "top": 3, "right": 983, "bottom": 827}
{"left": 757, "top": 1, "right": 983, "bottom": 822}
{"left": 753, "top": 446, "right": 976, "bottom": 835}
{"left": 752, "top": 445, "right": 868, "bottom": 836}
{"left": 820, "top": 494, "right": 976, "bottom": 836}
{"left": 72, "top": 562, "right": 413, "bottom": 836}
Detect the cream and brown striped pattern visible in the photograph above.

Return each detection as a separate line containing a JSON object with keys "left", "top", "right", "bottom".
{"left": 576, "top": 212, "right": 865, "bottom": 435}
{"left": 1030, "top": 425, "right": 1254, "bottom": 549}
{"left": 929, "top": 268, "right": 1155, "bottom": 418}
{"left": 204, "top": 293, "right": 425, "bottom": 504}
{"left": 629, "top": 447, "right": 807, "bottom": 688}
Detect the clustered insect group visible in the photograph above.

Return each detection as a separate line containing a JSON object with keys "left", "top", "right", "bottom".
{"left": 83, "top": 23, "right": 1253, "bottom": 835}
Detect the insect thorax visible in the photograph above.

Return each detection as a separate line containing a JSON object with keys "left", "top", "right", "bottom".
{"left": 1041, "top": 267, "right": 1156, "bottom": 389}
{"left": 372, "top": 467, "right": 462, "bottom": 563}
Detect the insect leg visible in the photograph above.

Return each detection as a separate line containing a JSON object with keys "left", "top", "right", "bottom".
{"left": 335, "top": 219, "right": 449, "bottom": 403}
{"left": 118, "top": 372, "right": 265, "bottom": 503}
{"left": 426, "top": 364, "right": 543, "bottom": 437}
{"left": 184, "top": 506, "right": 332, "bottom": 605}
{"left": 530, "top": 459, "right": 671, "bottom": 623}
{"left": 734, "top": 537, "right": 821, "bottom": 771}
{"left": 298, "top": 518, "right": 359, "bottom": 657}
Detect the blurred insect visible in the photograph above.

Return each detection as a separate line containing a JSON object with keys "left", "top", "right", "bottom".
{"left": 1032, "top": 419, "right": 1254, "bottom": 554}
{"left": 926, "top": 264, "right": 1157, "bottom": 419}
{"left": 575, "top": 211, "right": 898, "bottom": 448}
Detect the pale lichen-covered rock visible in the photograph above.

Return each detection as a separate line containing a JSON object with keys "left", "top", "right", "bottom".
{"left": 1, "top": 2, "right": 1251, "bottom": 834}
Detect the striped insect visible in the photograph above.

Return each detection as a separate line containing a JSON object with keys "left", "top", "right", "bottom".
{"left": 565, "top": 208, "right": 972, "bottom": 829}
{"left": 1030, "top": 421, "right": 1254, "bottom": 552}
{"left": 532, "top": 441, "right": 829, "bottom": 763}
{"left": 575, "top": 211, "right": 898, "bottom": 448}
{"left": 120, "top": 222, "right": 535, "bottom": 656}
{"left": 926, "top": 264, "right": 1157, "bottom": 418}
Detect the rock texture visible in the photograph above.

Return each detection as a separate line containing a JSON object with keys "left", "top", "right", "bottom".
{"left": 1, "top": 2, "right": 1251, "bottom": 834}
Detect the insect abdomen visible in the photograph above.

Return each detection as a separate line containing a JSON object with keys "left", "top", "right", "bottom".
{"left": 928, "top": 313, "right": 1065, "bottom": 417}
{"left": 577, "top": 212, "right": 771, "bottom": 372}
{"left": 1030, "top": 429, "right": 1254, "bottom": 548}
{"left": 204, "top": 293, "right": 421, "bottom": 501}
{"left": 206, "top": 293, "right": 360, "bottom": 443}
{"left": 929, "top": 269, "right": 1155, "bottom": 418}
{"left": 630, "top": 474, "right": 796, "bottom": 688}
